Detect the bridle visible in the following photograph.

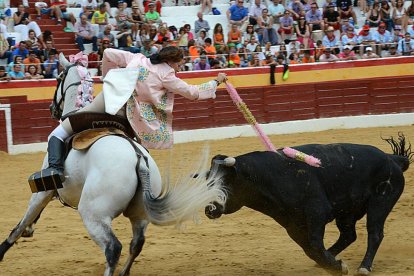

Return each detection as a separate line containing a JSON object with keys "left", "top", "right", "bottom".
{"left": 50, "top": 63, "right": 86, "bottom": 120}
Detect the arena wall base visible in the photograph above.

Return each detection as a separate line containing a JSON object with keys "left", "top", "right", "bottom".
{"left": 7, "top": 112, "right": 414, "bottom": 155}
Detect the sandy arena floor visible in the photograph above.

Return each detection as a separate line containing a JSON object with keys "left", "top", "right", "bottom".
{"left": 0, "top": 126, "right": 414, "bottom": 276}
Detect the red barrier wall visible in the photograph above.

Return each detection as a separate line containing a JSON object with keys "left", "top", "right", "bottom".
{"left": 1, "top": 75, "right": 414, "bottom": 152}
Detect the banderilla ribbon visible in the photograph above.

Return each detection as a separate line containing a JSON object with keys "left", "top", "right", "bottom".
{"left": 225, "top": 82, "right": 321, "bottom": 168}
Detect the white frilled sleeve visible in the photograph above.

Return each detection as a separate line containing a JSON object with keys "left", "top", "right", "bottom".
{"left": 161, "top": 70, "right": 218, "bottom": 100}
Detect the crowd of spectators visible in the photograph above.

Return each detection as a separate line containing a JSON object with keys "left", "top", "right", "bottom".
{"left": 1, "top": 0, "right": 414, "bottom": 80}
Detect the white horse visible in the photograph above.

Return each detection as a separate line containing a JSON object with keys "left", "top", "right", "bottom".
{"left": 0, "top": 54, "right": 226, "bottom": 276}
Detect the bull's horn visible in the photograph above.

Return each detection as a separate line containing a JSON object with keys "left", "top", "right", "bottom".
{"left": 223, "top": 157, "right": 236, "bottom": 166}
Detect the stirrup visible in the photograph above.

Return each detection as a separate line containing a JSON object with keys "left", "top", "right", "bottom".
{"left": 28, "top": 168, "right": 65, "bottom": 193}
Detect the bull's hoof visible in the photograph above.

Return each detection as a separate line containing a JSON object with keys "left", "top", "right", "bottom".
{"left": 356, "top": 267, "right": 370, "bottom": 275}
{"left": 341, "top": 260, "right": 349, "bottom": 275}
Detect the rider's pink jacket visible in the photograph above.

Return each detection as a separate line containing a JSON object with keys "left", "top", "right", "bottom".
{"left": 101, "top": 48, "right": 218, "bottom": 149}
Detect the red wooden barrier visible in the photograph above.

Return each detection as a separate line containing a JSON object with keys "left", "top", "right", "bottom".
{"left": 1, "top": 75, "right": 414, "bottom": 152}
{"left": 0, "top": 110, "right": 7, "bottom": 152}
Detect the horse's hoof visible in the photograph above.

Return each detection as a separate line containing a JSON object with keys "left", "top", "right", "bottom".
{"left": 341, "top": 260, "right": 349, "bottom": 275}
{"left": 356, "top": 267, "right": 370, "bottom": 275}
{"left": 21, "top": 227, "right": 34, "bottom": 238}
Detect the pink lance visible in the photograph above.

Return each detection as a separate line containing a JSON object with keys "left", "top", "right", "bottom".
{"left": 225, "top": 82, "right": 321, "bottom": 168}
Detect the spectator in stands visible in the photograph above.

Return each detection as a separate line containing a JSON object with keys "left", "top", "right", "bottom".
{"left": 258, "top": 8, "right": 278, "bottom": 46}
{"left": 193, "top": 54, "right": 210, "bottom": 70}
{"left": 227, "top": 24, "right": 242, "bottom": 49}
{"left": 91, "top": 4, "right": 109, "bottom": 32}
{"left": 366, "top": 2, "right": 381, "bottom": 27}
{"left": 243, "top": 24, "right": 257, "bottom": 44}
{"left": 12, "top": 41, "right": 29, "bottom": 60}
{"left": 301, "top": 49, "right": 315, "bottom": 62}
{"left": 148, "top": 24, "right": 158, "bottom": 41}
{"left": 238, "top": 46, "right": 249, "bottom": 67}
{"left": 397, "top": 33, "right": 414, "bottom": 55}
{"left": 288, "top": 52, "right": 300, "bottom": 64}
{"left": 201, "top": 0, "right": 213, "bottom": 16}
{"left": 213, "top": 23, "right": 226, "bottom": 52}
{"left": 0, "top": 0, "right": 11, "bottom": 25}
{"left": 341, "top": 25, "right": 358, "bottom": 49}
{"left": 392, "top": 0, "right": 407, "bottom": 32}
{"left": 0, "top": 31, "right": 11, "bottom": 61}
{"left": 373, "top": 21, "right": 393, "bottom": 56}
{"left": 98, "top": 38, "right": 112, "bottom": 61}
{"left": 278, "top": 11, "right": 294, "bottom": 43}
{"left": 249, "top": 0, "right": 266, "bottom": 27}
{"left": 9, "top": 63, "right": 25, "bottom": 80}
{"left": 98, "top": 25, "right": 115, "bottom": 47}
{"left": 380, "top": 0, "right": 393, "bottom": 32}
{"left": 357, "top": 25, "right": 376, "bottom": 56}
{"left": 43, "top": 49, "right": 59, "bottom": 78}
{"left": 130, "top": 4, "right": 144, "bottom": 40}
{"left": 295, "top": 16, "right": 313, "bottom": 51}
{"left": 246, "top": 36, "right": 258, "bottom": 54}
{"left": 23, "top": 50, "right": 41, "bottom": 73}
{"left": 194, "top": 12, "right": 211, "bottom": 37}
{"left": 362, "top": 46, "right": 379, "bottom": 58}
{"left": 34, "top": 1, "right": 51, "bottom": 19}
{"left": 40, "top": 40, "right": 57, "bottom": 62}
{"left": 338, "top": 44, "right": 357, "bottom": 60}
{"left": 407, "top": 0, "right": 414, "bottom": 23}
{"left": 340, "top": 17, "right": 354, "bottom": 35}
{"left": 183, "top": 24, "right": 194, "bottom": 40}
{"left": 384, "top": 44, "right": 401, "bottom": 57}
{"left": 267, "top": 0, "right": 284, "bottom": 24}
{"left": 196, "top": 29, "right": 207, "bottom": 46}
{"left": 324, "top": 3, "right": 340, "bottom": 31}
{"left": 177, "top": 27, "right": 188, "bottom": 49}
{"left": 13, "top": 5, "right": 46, "bottom": 48}
{"left": 43, "top": 30, "right": 54, "bottom": 43}
{"left": 337, "top": 0, "right": 358, "bottom": 28}
{"left": 145, "top": 2, "right": 161, "bottom": 25}
{"left": 227, "top": 0, "right": 249, "bottom": 32}
{"left": 407, "top": 25, "right": 414, "bottom": 37}
{"left": 50, "top": 0, "right": 77, "bottom": 25}
{"left": 188, "top": 39, "right": 201, "bottom": 61}
{"left": 0, "top": 66, "right": 11, "bottom": 81}
{"left": 115, "top": 1, "right": 131, "bottom": 27}
{"left": 153, "top": 25, "right": 173, "bottom": 45}
{"left": 0, "top": 22, "right": 7, "bottom": 40}
{"left": 322, "top": 26, "right": 340, "bottom": 54}
{"left": 391, "top": 25, "right": 404, "bottom": 43}
{"left": 323, "top": 0, "right": 336, "bottom": 11}
{"left": 262, "top": 53, "right": 277, "bottom": 65}
{"left": 306, "top": 2, "right": 324, "bottom": 32}
{"left": 25, "top": 64, "right": 44, "bottom": 79}
{"left": 319, "top": 47, "right": 339, "bottom": 61}
{"left": 81, "top": 0, "right": 98, "bottom": 20}
{"left": 141, "top": 39, "right": 158, "bottom": 57}
{"left": 287, "top": 0, "right": 304, "bottom": 21}
{"left": 142, "top": 0, "right": 162, "bottom": 15}
{"left": 116, "top": 23, "right": 140, "bottom": 53}
{"left": 314, "top": 39, "right": 325, "bottom": 61}
{"left": 203, "top": 38, "right": 216, "bottom": 61}
{"left": 75, "top": 14, "right": 98, "bottom": 52}
{"left": 27, "top": 30, "right": 41, "bottom": 55}
{"left": 228, "top": 47, "right": 241, "bottom": 67}
{"left": 7, "top": 55, "right": 24, "bottom": 72}
{"left": 248, "top": 53, "right": 262, "bottom": 66}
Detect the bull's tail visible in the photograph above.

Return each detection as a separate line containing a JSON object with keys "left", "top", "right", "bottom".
{"left": 382, "top": 132, "right": 413, "bottom": 172}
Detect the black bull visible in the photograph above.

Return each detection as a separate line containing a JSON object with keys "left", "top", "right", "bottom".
{"left": 205, "top": 135, "right": 412, "bottom": 275}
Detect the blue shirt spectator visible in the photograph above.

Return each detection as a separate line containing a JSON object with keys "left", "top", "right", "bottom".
{"left": 397, "top": 34, "right": 414, "bottom": 55}
{"left": 228, "top": 1, "right": 248, "bottom": 21}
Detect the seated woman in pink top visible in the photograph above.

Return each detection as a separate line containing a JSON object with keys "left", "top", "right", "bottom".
{"left": 31, "top": 47, "right": 227, "bottom": 184}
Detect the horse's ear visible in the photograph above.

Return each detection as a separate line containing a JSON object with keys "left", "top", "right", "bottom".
{"left": 59, "top": 53, "right": 71, "bottom": 68}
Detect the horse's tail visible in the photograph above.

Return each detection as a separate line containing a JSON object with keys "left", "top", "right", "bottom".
{"left": 382, "top": 132, "right": 413, "bottom": 172}
{"left": 140, "top": 148, "right": 226, "bottom": 226}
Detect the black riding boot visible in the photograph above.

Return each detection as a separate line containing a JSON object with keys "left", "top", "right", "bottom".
{"left": 28, "top": 136, "right": 65, "bottom": 193}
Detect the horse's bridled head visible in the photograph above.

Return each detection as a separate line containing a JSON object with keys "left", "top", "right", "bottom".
{"left": 59, "top": 52, "right": 72, "bottom": 69}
